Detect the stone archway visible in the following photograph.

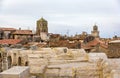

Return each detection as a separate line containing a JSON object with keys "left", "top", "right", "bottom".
{"left": 25, "top": 61, "right": 28, "bottom": 66}
{"left": 18, "top": 57, "right": 22, "bottom": 66}
{"left": 7, "top": 56, "right": 12, "bottom": 69}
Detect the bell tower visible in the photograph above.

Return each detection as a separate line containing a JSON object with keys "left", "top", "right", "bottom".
{"left": 91, "top": 24, "right": 99, "bottom": 38}
{"left": 36, "top": 17, "right": 48, "bottom": 36}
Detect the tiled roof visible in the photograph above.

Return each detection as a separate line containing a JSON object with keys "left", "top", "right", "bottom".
{"left": 0, "top": 28, "right": 16, "bottom": 31}
{"left": 86, "top": 38, "right": 100, "bottom": 46}
{"left": 12, "top": 30, "right": 33, "bottom": 35}
{"left": 0, "top": 39, "right": 21, "bottom": 45}
{"left": 50, "top": 34, "right": 60, "bottom": 38}
{"left": 49, "top": 40, "right": 80, "bottom": 48}
{"left": 82, "top": 38, "right": 108, "bottom": 49}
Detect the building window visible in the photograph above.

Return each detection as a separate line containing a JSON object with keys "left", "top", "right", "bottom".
{"left": 18, "top": 57, "right": 22, "bottom": 66}
{"left": 7, "top": 56, "right": 12, "bottom": 69}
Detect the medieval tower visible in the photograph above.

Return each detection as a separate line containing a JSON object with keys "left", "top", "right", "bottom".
{"left": 36, "top": 17, "right": 48, "bottom": 36}
{"left": 91, "top": 24, "right": 99, "bottom": 38}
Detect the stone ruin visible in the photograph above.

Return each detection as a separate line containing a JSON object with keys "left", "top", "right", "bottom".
{"left": 0, "top": 66, "right": 30, "bottom": 78}
{"left": 0, "top": 47, "right": 120, "bottom": 78}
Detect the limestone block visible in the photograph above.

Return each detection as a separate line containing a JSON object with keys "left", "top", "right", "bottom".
{"left": 76, "top": 75, "right": 99, "bottom": 78}
{"left": 30, "top": 51, "right": 56, "bottom": 59}
{"left": 69, "top": 50, "right": 86, "bottom": 58}
{"left": 49, "top": 59, "right": 88, "bottom": 65}
{"left": 53, "top": 47, "right": 68, "bottom": 55}
{"left": 57, "top": 53, "right": 74, "bottom": 60}
{"left": 30, "top": 76, "right": 37, "bottom": 78}
{"left": 67, "top": 49, "right": 88, "bottom": 61}
{"left": 0, "top": 66, "right": 30, "bottom": 78}
{"left": 28, "top": 54, "right": 48, "bottom": 74}
{"left": 43, "top": 53, "right": 55, "bottom": 59}
{"left": 49, "top": 59, "right": 67, "bottom": 65}
{"left": 29, "top": 58, "right": 48, "bottom": 66}
{"left": 76, "top": 64, "right": 100, "bottom": 78}
{"left": 59, "top": 68, "right": 75, "bottom": 78}
{"left": 45, "top": 68, "right": 60, "bottom": 78}
{"left": 40, "top": 48, "right": 52, "bottom": 51}
{"left": 20, "top": 50, "right": 32, "bottom": 53}
{"left": 32, "top": 51, "right": 47, "bottom": 54}
{"left": 108, "top": 59, "right": 120, "bottom": 70}
{"left": 32, "top": 51, "right": 53, "bottom": 54}
{"left": 110, "top": 70, "right": 120, "bottom": 78}
{"left": 30, "top": 65, "right": 46, "bottom": 74}
{"left": 88, "top": 53, "right": 107, "bottom": 62}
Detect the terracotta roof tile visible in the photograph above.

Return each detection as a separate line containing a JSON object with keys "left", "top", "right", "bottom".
{"left": 0, "top": 39, "right": 21, "bottom": 45}
{"left": 82, "top": 38, "right": 108, "bottom": 49}
{"left": 50, "top": 34, "right": 60, "bottom": 38}
{"left": 12, "top": 30, "right": 33, "bottom": 35}
{"left": 0, "top": 28, "right": 16, "bottom": 31}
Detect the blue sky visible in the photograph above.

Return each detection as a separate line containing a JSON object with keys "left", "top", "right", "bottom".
{"left": 0, "top": 0, "right": 120, "bottom": 38}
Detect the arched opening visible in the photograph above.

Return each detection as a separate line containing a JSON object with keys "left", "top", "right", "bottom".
{"left": 18, "top": 57, "right": 22, "bottom": 66}
{"left": 25, "top": 61, "right": 28, "bottom": 66}
{"left": 7, "top": 56, "right": 12, "bottom": 69}
{"left": 0, "top": 53, "right": 1, "bottom": 58}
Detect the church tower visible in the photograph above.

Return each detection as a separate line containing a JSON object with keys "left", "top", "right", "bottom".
{"left": 36, "top": 17, "right": 48, "bottom": 36}
{"left": 91, "top": 24, "right": 99, "bottom": 38}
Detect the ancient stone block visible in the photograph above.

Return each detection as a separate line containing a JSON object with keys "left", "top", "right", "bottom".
{"left": 0, "top": 66, "right": 30, "bottom": 78}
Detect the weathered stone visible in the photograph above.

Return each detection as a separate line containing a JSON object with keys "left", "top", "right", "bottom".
{"left": 0, "top": 66, "right": 30, "bottom": 78}
{"left": 45, "top": 68, "right": 60, "bottom": 78}
{"left": 59, "top": 68, "right": 75, "bottom": 78}
{"left": 1, "top": 47, "right": 120, "bottom": 78}
{"left": 110, "top": 70, "right": 120, "bottom": 78}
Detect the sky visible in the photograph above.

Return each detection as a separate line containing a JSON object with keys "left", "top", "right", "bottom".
{"left": 0, "top": 0, "right": 120, "bottom": 38}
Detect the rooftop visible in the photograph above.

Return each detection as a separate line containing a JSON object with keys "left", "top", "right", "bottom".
{"left": 12, "top": 30, "right": 33, "bottom": 35}
{"left": 0, "top": 27, "right": 16, "bottom": 31}
{"left": 82, "top": 38, "right": 108, "bottom": 49}
{"left": 0, "top": 39, "right": 21, "bottom": 45}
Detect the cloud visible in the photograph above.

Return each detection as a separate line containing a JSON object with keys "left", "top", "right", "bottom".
{"left": 1, "top": 0, "right": 119, "bottom": 15}
{"left": 0, "top": 0, "right": 120, "bottom": 38}
{"left": 0, "top": 0, "right": 3, "bottom": 9}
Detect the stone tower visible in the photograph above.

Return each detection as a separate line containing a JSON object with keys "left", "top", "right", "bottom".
{"left": 91, "top": 24, "right": 99, "bottom": 38}
{"left": 36, "top": 17, "right": 48, "bottom": 36}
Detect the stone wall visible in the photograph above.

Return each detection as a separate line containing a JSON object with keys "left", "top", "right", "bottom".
{"left": 1, "top": 47, "right": 120, "bottom": 78}
{"left": 0, "top": 66, "right": 30, "bottom": 78}
{"left": 107, "top": 42, "right": 120, "bottom": 58}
